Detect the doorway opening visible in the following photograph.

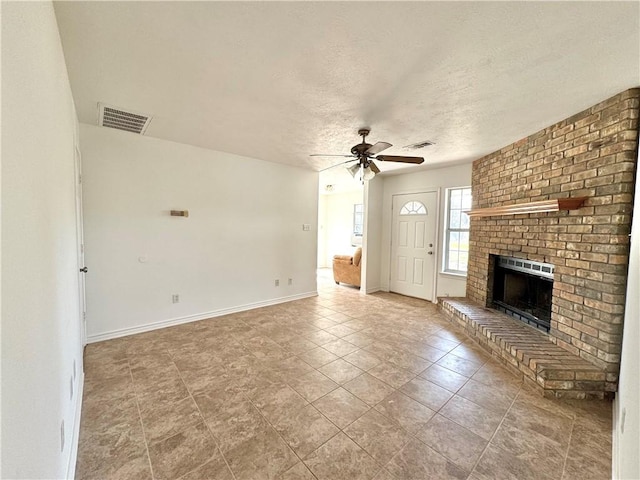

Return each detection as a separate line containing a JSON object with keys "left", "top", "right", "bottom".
{"left": 317, "top": 177, "right": 364, "bottom": 289}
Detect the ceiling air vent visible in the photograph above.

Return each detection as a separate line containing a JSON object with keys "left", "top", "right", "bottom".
{"left": 403, "top": 140, "right": 435, "bottom": 150}
{"left": 98, "top": 103, "right": 152, "bottom": 135}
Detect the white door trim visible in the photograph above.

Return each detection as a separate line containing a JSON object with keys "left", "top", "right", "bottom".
{"left": 74, "top": 144, "right": 87, "bottom": 346}
{"left": 389, "top": 189, "right": 441, "bottom": 303}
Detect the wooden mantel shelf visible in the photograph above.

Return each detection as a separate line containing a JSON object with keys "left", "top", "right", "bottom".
{"left": 465, "top": 197, "right": 588, "bottom": 218}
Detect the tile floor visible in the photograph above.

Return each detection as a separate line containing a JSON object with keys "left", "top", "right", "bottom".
{"left": 77, "top": 270, "right": 612, "bottom": 480}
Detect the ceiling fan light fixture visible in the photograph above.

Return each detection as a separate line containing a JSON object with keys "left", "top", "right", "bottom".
{"left": 347, "top": 163, "right": 360, "bottom": 178}
{"left": 316, "top": 130, "right": 423, "bottom": 177}
{"left": 363, "top": 165, "right": 376, "bottom": 181}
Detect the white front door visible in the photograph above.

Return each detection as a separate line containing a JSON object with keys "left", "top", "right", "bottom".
{"left": 390, "top": 192, "right": 438, "bottom": 300}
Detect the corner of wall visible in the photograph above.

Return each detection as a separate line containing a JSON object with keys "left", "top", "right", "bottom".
{"left": 362, "top": 177, "right": 384, "bottom": 294}
{"left": 611, "top": 145, "right": 640, "bottom": 480}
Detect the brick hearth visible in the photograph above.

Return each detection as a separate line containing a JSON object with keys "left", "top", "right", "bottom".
{"left": 444, "top": 88, "right": 639, "bottom": 395}
{"left": 439, "top": 298, "right": 611, "bottom": 399}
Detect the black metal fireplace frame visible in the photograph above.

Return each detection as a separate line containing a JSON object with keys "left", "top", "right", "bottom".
{"left": 491, "top": 255, "right": 554, "bottom": 333}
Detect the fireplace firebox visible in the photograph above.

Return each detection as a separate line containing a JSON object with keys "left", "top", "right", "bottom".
{"left": 491, "top": 255, "right": 553, "bottom": 333}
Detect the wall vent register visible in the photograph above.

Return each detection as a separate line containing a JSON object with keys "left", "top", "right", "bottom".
{"left": 497, "top": 256, "right": 554, "bottom": 280}
{"left": 98, "top": 103, "right": 152, "bottom": 135}
{"left": 403, "top": 140, "right": 435, "bottom": 149}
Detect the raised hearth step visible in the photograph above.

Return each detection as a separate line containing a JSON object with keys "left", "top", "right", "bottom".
{"left": 438, "top": 297, "right": 612, "bottom": 400}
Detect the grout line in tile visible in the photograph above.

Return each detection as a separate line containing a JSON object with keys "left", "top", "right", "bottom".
{"left": 377, "top": 375, "right": 474, "bottom": 472}
{"left": 342, "top": 417, "right": 413, "bottom": 475}
{"left": 128, "top": 359, "right": 157, "bottom": 480}
{"left": 559, "top": 415, "right": 577, "bottom": 480}
{"left": 173, "top": 359, "right": 239, "bottom": 480}
{"left": 467, "top": 383, "right": 523, "bottom": 476}
{"left": 243, "top": 388, "right": 323, "bottom": 474}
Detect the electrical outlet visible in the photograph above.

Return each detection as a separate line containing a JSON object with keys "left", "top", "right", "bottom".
{"left": 275, "top": 279, "right": 279, "bottom": 287}
{"left": 288, "top": 278, "right": 292, "bottom": 285}
{"left": 302, "top": 224, "right": 311, "bottom": 231}
{"left": 172, "top": 294, "right": 180, "bottom": 303}
{"left": 60, "top": 420, "right": 65, "bottom": 452}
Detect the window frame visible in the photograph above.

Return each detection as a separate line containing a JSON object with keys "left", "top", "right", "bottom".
{"left": 399, "top": 201, "right": 427, "bottom": 215}
{"left": 443, "top": 187, "right": 472, "bottom": 275}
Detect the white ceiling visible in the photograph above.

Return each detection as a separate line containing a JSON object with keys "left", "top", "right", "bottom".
{"left": 54, "top": 1, "right": 639, "bottom": 190}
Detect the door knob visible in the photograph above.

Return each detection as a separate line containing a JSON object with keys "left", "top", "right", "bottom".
{"left": 79, "top": 267, "right": 88, "bottom": 273}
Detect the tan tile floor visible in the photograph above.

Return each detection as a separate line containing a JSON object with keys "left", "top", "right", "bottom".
{"left": 76, "top": 270, "right": 612, "bottom": 480}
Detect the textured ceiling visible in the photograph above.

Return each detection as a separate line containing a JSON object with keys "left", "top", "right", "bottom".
{"left": 54, "top": 1, "right": 639, "bottom": 189}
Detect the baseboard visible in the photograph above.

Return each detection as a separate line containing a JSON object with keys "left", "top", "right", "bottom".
{"left": 612, "top": 395, "right": 620, "bottom": 479}
{"left": 363, "top": 286, "right": 381, "bottom": 294}
{"left": 87, "top": 291, "right": 318, "bottom": 343}
{"left": 66, "top": 371, "right": 84, "bottom": 479}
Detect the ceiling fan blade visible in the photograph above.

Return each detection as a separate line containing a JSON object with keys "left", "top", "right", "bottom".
{"left": 369, "top": 161, "right": 380, "bottom": 174}
{"left": 319, "top": 158, "right": 358, "bottom": 172}
{"left": 376, "top": 155, "right": 424, "bottom": 164}
{"left": 310, "top": 154, "right": 356, "bottom": 158}
{"left": 365, "top": 141, "right": 392, "bottom": 156}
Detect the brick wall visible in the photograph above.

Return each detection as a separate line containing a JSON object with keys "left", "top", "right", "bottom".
{"left": 467, "top": 88, "right": 639, "bottom": 377}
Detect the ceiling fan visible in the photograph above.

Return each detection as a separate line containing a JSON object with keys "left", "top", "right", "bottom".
{"left": 311, "top": 128, "right": 424, "bottom": 181}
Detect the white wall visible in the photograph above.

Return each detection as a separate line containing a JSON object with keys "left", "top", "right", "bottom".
{"left": 1, "top": 2, "right": 84, "bottom": 478}
{"left": 362, "top": 177, "right": 384, "bottom": 294}
{"left": 317, "top": 189, "right": 363, "bottom": 268}
{"left": 612, "top": 152, "right": 640, "bottom": 480}
{"left": 379, "top": 163, "right": 472, "bottom": 298}
{"left": 80, "top": 125, "right": 318, "bottom": 341}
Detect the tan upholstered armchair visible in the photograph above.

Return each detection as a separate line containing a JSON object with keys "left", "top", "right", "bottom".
{"left": 333, "top": 247, "right": 362, "bottom": 287}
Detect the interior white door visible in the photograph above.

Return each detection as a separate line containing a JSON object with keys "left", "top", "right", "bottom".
{"left": 390, "top": 192, "right": 438, "bottom": 300}
{"left": 74, "top": 145, "right": 87, "bottom": 345}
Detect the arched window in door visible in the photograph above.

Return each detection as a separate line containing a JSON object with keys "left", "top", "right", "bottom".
{"left": 399, "top": 201, "right": 427, "bottom": 215}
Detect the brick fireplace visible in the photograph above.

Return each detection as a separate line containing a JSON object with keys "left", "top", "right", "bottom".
{"left": 440, "top": 88, "right": 639, "bottom": 398}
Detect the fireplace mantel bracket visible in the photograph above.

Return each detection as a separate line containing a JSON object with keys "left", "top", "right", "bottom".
{"left": 464, "top": 197, "right": 588, "bottom": 218}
